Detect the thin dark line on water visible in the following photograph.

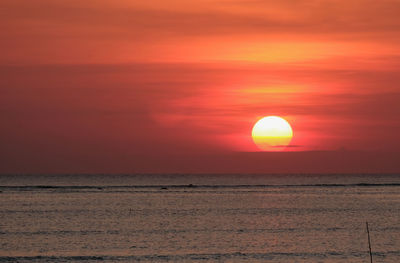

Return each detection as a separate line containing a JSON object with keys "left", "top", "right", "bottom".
{"left": 366, "top": 221, "right": 373, "bottom": 263}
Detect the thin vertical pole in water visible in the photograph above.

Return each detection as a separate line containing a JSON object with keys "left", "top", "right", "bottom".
{"left": 366, "top": 221, "right": 373, "bottom": 263}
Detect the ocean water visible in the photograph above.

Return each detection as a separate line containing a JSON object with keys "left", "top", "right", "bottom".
{"left": 0, "top": 174, "right": 399, "bottom": 262}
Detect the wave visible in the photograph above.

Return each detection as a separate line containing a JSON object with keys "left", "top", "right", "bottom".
{"left": 1, "top": 250, "right": 399, "bottom": 262}
{"left": 1, "top": 183, "right": 399, "bottom": 192}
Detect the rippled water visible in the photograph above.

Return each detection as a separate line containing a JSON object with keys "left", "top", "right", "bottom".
{"left": 0, "top": 174, "right": 399, "bottom": 262}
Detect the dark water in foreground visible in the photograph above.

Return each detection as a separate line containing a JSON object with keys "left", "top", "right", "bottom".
{"left": 0, "top": 174, "right": 399, "bottom": 262}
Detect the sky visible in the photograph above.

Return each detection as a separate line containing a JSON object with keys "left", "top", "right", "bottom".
{"left": 1, "top": 0, "right": 400, "bottom": 173}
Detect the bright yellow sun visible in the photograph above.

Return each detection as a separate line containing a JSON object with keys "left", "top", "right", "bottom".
{"left": 252, "top": 116, "right": 293, "bottom": 151}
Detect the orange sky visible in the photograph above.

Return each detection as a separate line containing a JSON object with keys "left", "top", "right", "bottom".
{"left": 1, "top": 0, "right": 400, "bottom": 173}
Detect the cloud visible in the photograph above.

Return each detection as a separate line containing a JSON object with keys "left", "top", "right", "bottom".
{"left": 4, "top": 0, "right": 400, "bottom": 37}
{"left": 2, "top": 0, "right": 400, "bottom": 65}
{"left": 2, "top": 62, "right": 400, "bottom": 154}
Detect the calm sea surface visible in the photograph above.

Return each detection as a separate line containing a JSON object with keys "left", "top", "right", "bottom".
{"left": 0, "top": 174, "right": 399, "bottom": 262}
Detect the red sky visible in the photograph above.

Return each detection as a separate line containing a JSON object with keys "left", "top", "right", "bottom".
{"left": 1, "top": 0, "right": 400, "bottom": 173}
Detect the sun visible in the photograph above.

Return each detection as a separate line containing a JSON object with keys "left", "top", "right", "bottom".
{"left": 252, "top": 116, "right": 293, "bottom": 151}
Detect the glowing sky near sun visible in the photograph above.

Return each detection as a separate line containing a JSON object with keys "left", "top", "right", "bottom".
{"left": 1, "top": 0, "right": 400, "bottom": 173}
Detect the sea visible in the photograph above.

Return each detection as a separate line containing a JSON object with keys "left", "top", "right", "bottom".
{"left": 0, "top": 174, "right": 399, "bottom": 262}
